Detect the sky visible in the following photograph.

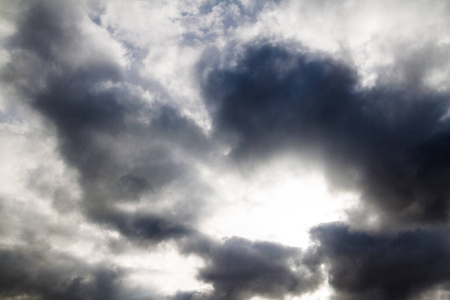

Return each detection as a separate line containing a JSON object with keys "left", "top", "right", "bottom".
{"left": 1, "top": 0, "right": 450, "bottom": 299}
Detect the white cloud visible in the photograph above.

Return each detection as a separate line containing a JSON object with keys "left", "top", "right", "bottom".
{"left": 200, "top": 155, "right": 359, "bottom": 248}
{"left": 2, "top": 0, "right": 450, "bottom": 299}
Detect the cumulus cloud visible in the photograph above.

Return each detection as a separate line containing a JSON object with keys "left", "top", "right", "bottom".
{"left": 0, "top": 247, "right": 126, "bottom": 300}
{"left": 4, "top": 0, "right": 212, "bottom": 241}
{"left": 180, "top": 234, "right": 322, "bottom": 300}
{"left": 2, "top": 0, "right": 450, "bottom": 299}
{"left": 310, "top": 224, "right": 450, "bottom": 300}
{"left": 201, "top": 43, "right": 450, "bottom": 225}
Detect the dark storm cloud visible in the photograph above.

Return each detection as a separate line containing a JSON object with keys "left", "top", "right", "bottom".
{"left": 201, "top": 43, "right": 450, "bottom": 224}
{"left": 181, "top": 235, "right": 322, "bottom": 300}
{"left": 0, "top": 247, "right": 125, "bottom": 300}
{"left": 170, "top": 291, "right": 209, "bottom": 300}
{"left": 115, "top": 174, "right": 153, "bottom": 200}
{"left": 5, "top": 0, "right": 450, "bottom": 299}
{"left": 309, "top": 224, "right": 450, "bottom": 300}
{"left": 98, "top": 210, "right": 194, "bottom": 243}
{"left": 12, "top": 0, "right": 80, "bottom": 61}
{"left": 3, "top": 0, "right": 211, "bottom": 244}
{"left": 1, "top": 1, "right": 217, "bottom": 297}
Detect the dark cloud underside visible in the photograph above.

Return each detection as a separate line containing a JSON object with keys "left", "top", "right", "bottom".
{"left": 4, "top": 0, "right": 210, "bottom": 244}
{"left": 180, "top": 234, "right": 322, "bottom": 300}
{"left": 310, "top": 224, "right": 450, "bottom": 300}
{"left": 0, "top": 248, "right": 125, "bottom": 300}
{"left": 202, "top": 44, "right": 450, "bottom": 224}
{"left": 2, "top": 0, "right": 450, "bottom": 299}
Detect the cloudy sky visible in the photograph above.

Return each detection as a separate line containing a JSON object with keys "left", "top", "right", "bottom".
{"left": 1, "top": 0, "right": 450, "bottom": 299}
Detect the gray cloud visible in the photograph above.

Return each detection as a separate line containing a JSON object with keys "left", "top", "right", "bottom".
{"left": 3, "top": 0, "right": 212, "bottom": 244}
{"left": 201, "top": 42, "right": 450, "bottom": 225}
{"left": 309, "top": 224, "right": 450, "bottom": 300}
{"left": 0, "top": 247, "right": 125, "bottom": 300}
{"left": 1, "top": 1, "right": 216, "bottom": 297}
{"left": 2, "top": 0, "right": 450, "bottom": 299}
{"left": 181, "top": 234, "right": 322, "bottom": 300}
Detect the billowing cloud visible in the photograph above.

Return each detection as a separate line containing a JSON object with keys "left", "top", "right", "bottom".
{"left": 0, "top": 247, "right": 125, "bottom": 300}
{"left": 181, "top": 234, "right": 322, "bottom": 300}
{"left": 201, "top": 43, "right": 450, "bottom": 225}
{"left": 310, "top": 224, "right": 450, "bottom": 300}
{"left": 1, "top": 0, "right": 450, "bottom": 299}
{"left": 4, "top": 0, "right": 212, "bottom": 243}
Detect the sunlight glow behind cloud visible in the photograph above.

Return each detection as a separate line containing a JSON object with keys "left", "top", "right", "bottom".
{"left": 2, "top": 0, "right": 450, "bottom": 299}
{"left": 202, "top": 157, "right": 359, "bottom": 247}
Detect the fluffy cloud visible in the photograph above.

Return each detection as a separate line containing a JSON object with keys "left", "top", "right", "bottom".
{"left": 4, "top": 0, "right": 212, "bottom": 240}
{"left": 2, "top": 0, "right": 450, "bottom": 299}
{"left": 310, "top": 224, "right": 450, "bottom": 300}
{"left": 201, "top": 43, "right": 450, "bottom": 225}
{"left": 181, "top": 234, "right": 322, "bottom": 300}
{"left": 0, "top": 247, "right": 126, "bottom": 300}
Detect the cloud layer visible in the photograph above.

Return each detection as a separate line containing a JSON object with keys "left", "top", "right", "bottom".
{"left": 201, "top": 43, "right": 450, "bottom": 225}
{"left": 1, "top": 0, "right": 450, "bottom": 299}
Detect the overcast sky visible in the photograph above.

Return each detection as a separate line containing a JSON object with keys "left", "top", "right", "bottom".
{"left": 1, "top": 0, "right": 450, "bottom": 299}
